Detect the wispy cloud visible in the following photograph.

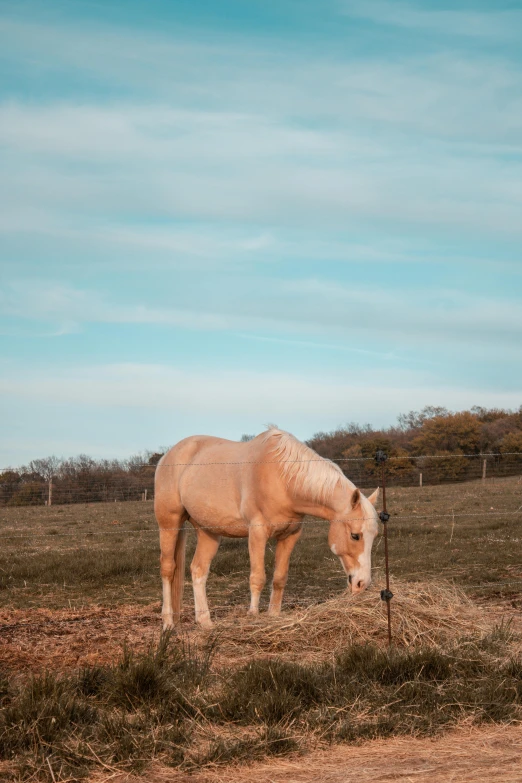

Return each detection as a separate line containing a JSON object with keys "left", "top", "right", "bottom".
{"left": 2, "top": 101, "right": 522, "bottom": 238}
{"left": 3, "top": 279, "right": 522, "bottom": 357}
{"left": 0, "top": 282, "right": 238, "bottom": 332}
{"left": 1, "top": 361, "right": 519, "bottom": 424}
{"left": 0, "top": 104, "right": 337, "bottom": 160}
{"left": 236, "top": 333, "right": 402, "bottom": 361}
{"left": 342, "top": 1, "right": 522, "bottom": 40}
{"left": 1, "top": 11, "right": 522, "bottom": 245}
{"left": 2, "top": 13, "right": 521, "bottom": 142}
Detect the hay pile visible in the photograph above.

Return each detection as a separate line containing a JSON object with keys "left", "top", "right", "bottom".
{"left": 208, "top": 578, "right": 506, "bottom": 664}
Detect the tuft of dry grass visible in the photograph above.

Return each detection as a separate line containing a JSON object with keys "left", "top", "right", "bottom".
{"left": 207, "top": 578, "right": 518, "bottom": 666}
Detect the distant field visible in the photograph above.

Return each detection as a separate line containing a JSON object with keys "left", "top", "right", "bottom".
{"left": 1, "top": 475, "right": 521, "bottom": 611}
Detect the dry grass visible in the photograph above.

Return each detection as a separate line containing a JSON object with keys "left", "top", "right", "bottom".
{"left": 123, "top": 724, "right": 522, "bottom": 783}
{"left": 0, "top": 603, "right": 161, "bottom": 674}
{"left": 209, "top": 578, "right": 511, "bottom": 666}
{"left": 2, "top": 580, "right": 519, "bottom": 676}
{"left": 1, "top": 581, "right": 521, "bottom": 782}
{"left": 1, "top": 476, "right": 521, "bottom": 613}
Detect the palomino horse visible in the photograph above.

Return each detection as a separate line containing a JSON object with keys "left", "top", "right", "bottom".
{"left": 155, "top": 428, "right": 379, "bottom": 629}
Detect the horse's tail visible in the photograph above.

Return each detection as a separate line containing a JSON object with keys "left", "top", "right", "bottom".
{"left": 172, "top": 527, "right": 187, "bottom": 623}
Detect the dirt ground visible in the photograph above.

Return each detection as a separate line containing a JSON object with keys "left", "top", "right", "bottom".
{"left": 93, "top": 724, "right": 522, "bottom": 783}
{"left": 0, "top": 603, "right": 161, "bottom": 674}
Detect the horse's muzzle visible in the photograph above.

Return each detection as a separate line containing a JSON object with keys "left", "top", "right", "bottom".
{"left": 349, "top": 575, "right": 370, "bottom": 594}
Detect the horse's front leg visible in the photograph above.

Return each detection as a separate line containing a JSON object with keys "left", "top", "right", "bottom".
{"left": 247, "top": 520, "right": 269, "bottom": 615}
{"left": 190, "top": 528, "right": 221, "bottom": 628}
{"left": 268, "top": 527, "right": 302, "bottom": 616}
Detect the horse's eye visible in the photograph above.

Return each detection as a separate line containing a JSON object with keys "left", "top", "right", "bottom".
{"left": 351, "top": 533, "right": 360, "bottom": 541}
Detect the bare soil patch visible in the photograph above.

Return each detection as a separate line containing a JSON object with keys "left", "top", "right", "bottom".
{"left": 0, "top": 604, "right": 160, "bottom": 674}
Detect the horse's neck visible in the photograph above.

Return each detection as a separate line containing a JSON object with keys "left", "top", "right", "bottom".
{"left": 290, "top": 476, "right": 355, "bottom": 521}
{"left": 291, "top": 496, "right": 337, "bottom": 520}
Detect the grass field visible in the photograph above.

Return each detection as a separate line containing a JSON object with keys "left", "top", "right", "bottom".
{"left": 0, "top": 477, "right": 521, "bottom": 782}
{"left": 1, "top": 476, "right": 521, "bottom": 611}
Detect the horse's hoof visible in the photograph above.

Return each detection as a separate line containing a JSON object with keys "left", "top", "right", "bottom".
{"left": 197, "top": 613, "right": 213, "bottom": 629}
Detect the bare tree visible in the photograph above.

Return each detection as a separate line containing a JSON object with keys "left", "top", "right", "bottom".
{"left": 29, "top": 456, "right": 62, "bottom": 506}
{"left": 397, "top": 406, "right": 449, "bottom": 431}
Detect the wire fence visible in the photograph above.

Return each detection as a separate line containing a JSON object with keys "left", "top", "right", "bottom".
{"left": 1, "top": 452, "right": 521, "bottom": 537}
{"left": 1, "top": 451, "right": 522, "bottom": 506}
{"left": 1, "top": 511, "right": 521, "bottom": 596}
{"left": 2, "top": 506, "right": 522, "bottom": 538}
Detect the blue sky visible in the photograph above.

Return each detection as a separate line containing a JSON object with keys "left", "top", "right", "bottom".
{"left": 1, "top": 0, "right": 521, "bottom": 466}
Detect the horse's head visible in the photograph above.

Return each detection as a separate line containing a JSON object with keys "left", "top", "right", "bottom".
{"left": 328, "top": 487, "right": 379, "bottom": 594}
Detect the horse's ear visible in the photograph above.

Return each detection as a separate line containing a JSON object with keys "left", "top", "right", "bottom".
{"left": 367, "top": 488, "right": 379, "bottom": 507}
{"left": 351, "top": 488, "right": 361, "bottom": 508}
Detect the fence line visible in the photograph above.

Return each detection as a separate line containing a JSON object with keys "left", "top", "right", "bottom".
{"left": 2, "top": 451, "right": 521, "bottom": 508}
{"left": 2, "top": 451, "right": 522, "bottom": 474}
{"left": 1, "top": 505, "right": 522, "bottom": 541}
{"left": 2, "top": 475, "right": 521, "bottom": 507}
{"left": 2, "top": 481, "right": 521, "bottom": 632}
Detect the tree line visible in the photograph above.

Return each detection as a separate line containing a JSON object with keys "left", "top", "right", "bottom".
{"left": 0, "top": 452, "right": 162, "bottom": 507}
{"left": 306, "top": 405, "right": 522, "bottom": 486}
{"left": 1, "top": 406, "right": 522, "bottom": 506}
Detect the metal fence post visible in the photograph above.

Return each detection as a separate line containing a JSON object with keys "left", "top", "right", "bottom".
{"left": 375, "top": 450, "right": 392, "bottom": 646}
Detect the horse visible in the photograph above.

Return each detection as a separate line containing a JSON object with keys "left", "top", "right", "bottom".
{"left": 154, "top": 427, "right": 379, "bottom": 629}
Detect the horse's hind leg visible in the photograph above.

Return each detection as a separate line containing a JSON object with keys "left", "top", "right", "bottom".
{"left": 158, "top": 510, "right": 187, "bottom": 629}
{"left": 190, "top": 528, "right": 221, "bottom": 628}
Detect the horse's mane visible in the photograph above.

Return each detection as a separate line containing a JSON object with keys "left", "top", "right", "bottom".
{"left": 259, "top": 427, "right": 349, "bottom": 504}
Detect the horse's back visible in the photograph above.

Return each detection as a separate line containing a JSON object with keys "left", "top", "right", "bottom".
{"left": 155, "top": 435, "right": 226, "bottom": 498}
{"left": 157, "top": 434, "right": 250, "bottom": 476}
{"left": 155, "top": 433, "right": 292, "bottom": 532}
{"left": 155, "top": 435, "right": 259, "bottom": 529}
